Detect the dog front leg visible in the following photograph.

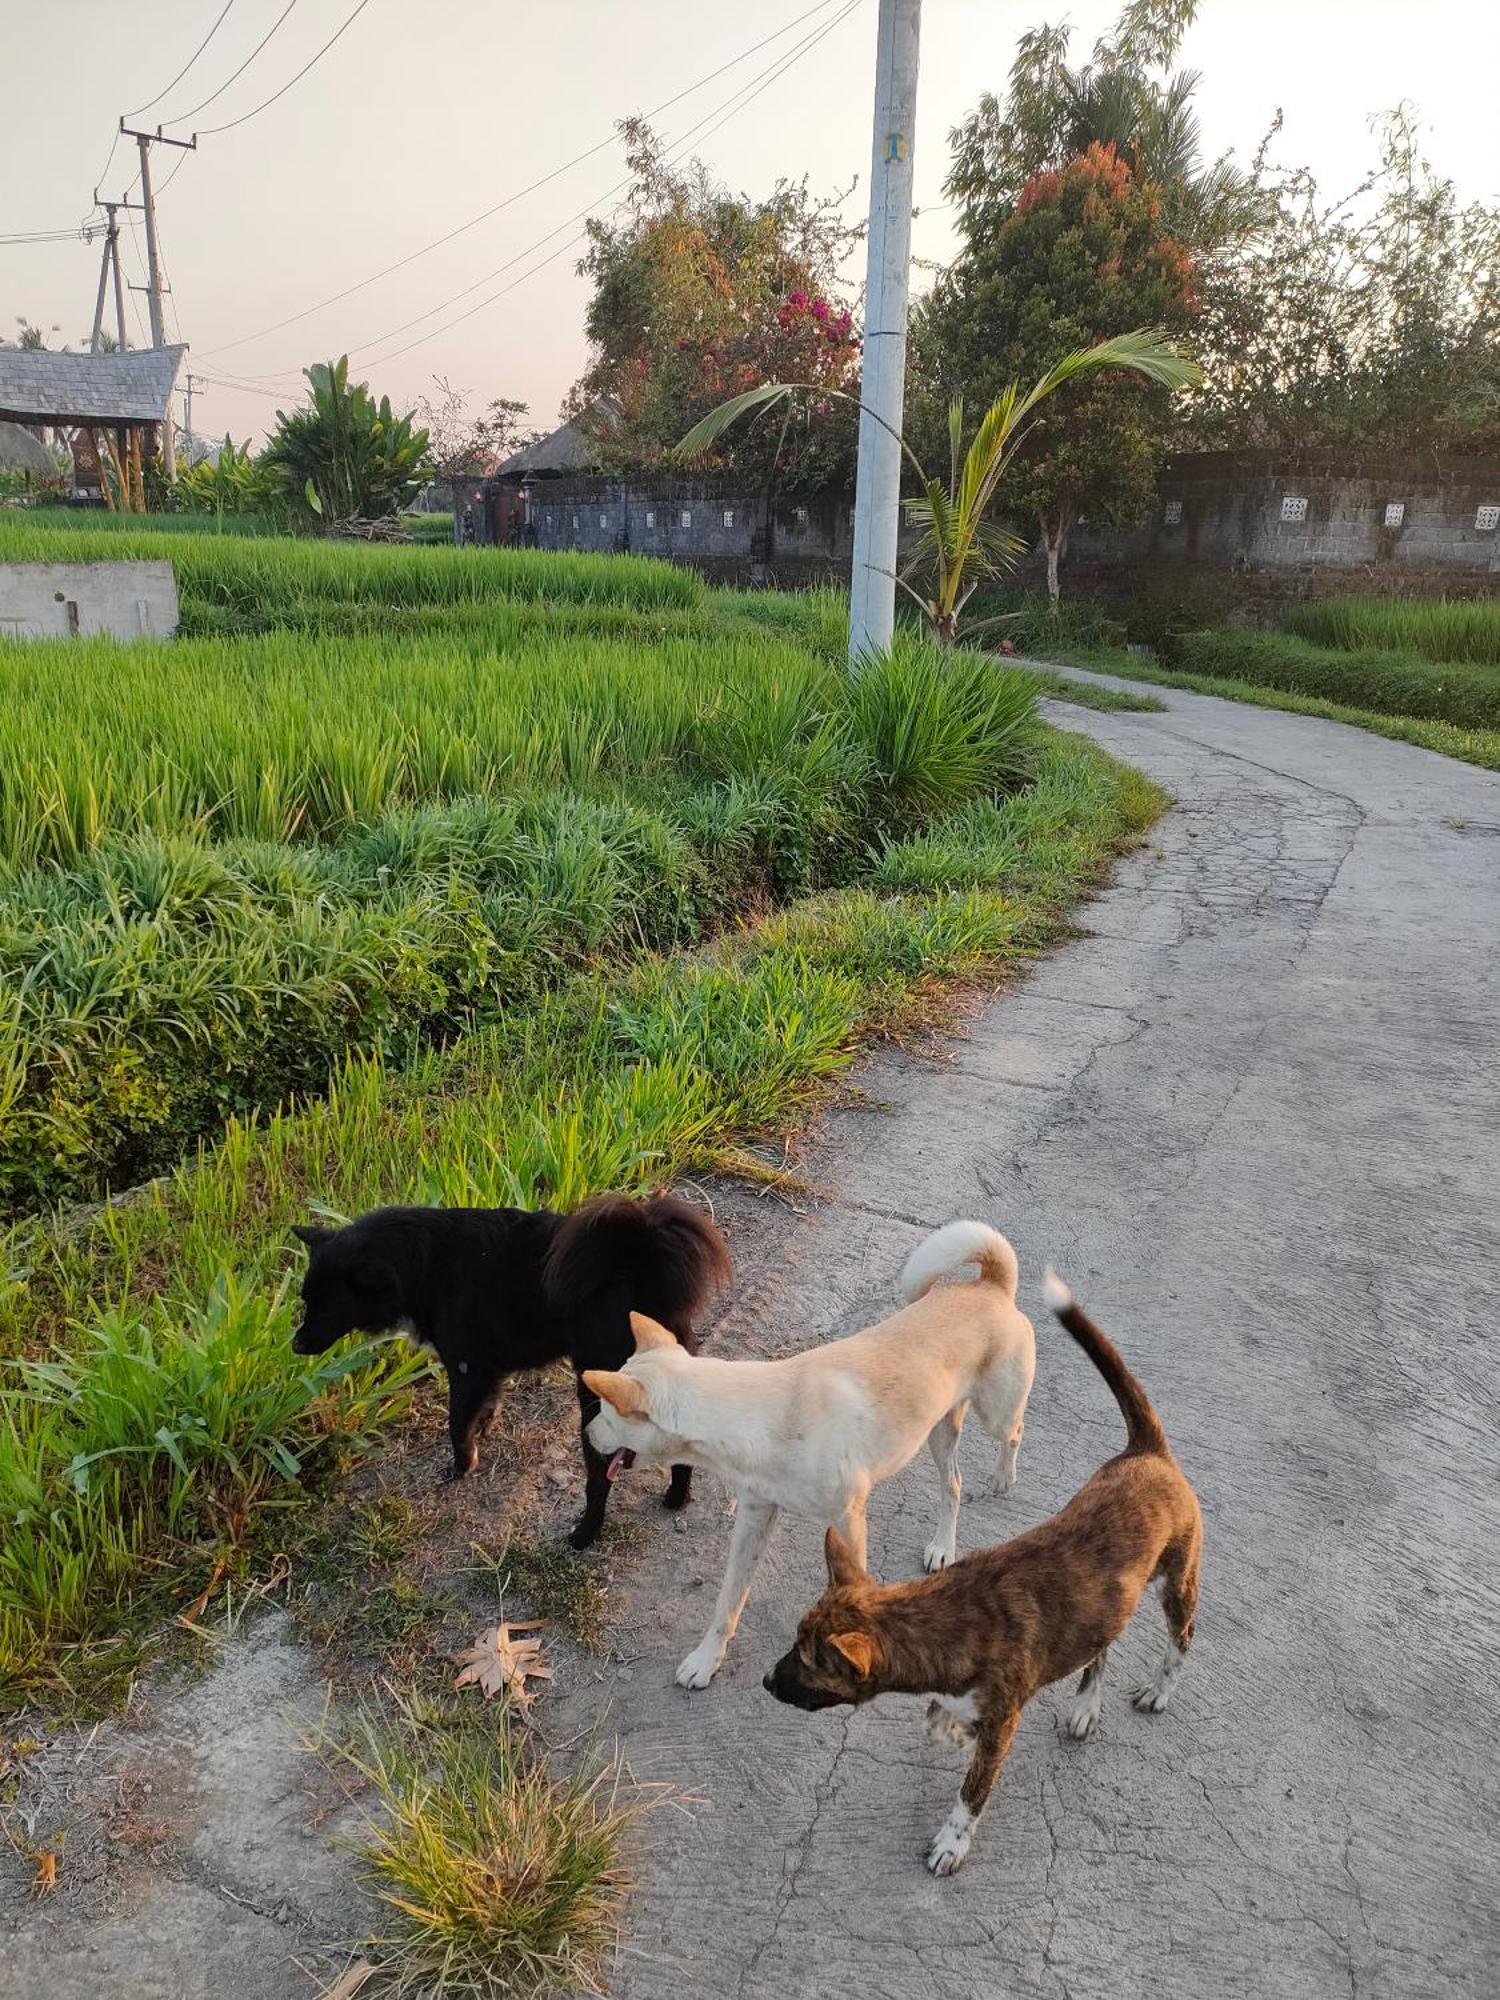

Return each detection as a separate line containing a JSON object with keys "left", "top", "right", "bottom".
{"left": 927, "top": 1708, "right": 1019, "bottom": 1876}
{"left": 924, "top": 1406, "right": 965, "bottom": 1572}
{"left": 834, "top": 1495, "right": 868, "bottom": 1571}
{"left": 569, "top": 1377, "right": 613, "bottom": 1551}
{"left": 675, "top": 1499, "right": 779, "bottom": 1690}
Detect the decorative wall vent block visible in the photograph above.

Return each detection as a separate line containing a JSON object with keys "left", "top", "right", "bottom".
{"left": 1384, "top": 502, "right": 1406, "bottom": 528}
{"left": 599, "top": 512, "right": 609, "bottom": 528}
{"left": 722, "top": 508, "right": 735, "bottom": 528}
{"left": 1476, "top": 504, "right": 1500, "bottom": 532}
{"left": 680, "top": 508, "right": 692, "bottom": 529}
{"left": 1163, "top": 499, "right": 1183, "bottom": 526}
{"left": 644, "top": 509, "right": 655, "bottom": 527}
{"left": 1280, "top": 495, "right": 1309, "bottom": 522}
{"left": 795, "top": 506, "right": 809, "bottom": 525}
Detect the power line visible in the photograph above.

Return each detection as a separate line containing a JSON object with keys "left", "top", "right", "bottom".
{"left": 125, "top": 1, "right": 238, "bottom": 117}
{"left": 161, "top": 0, "right": 300, "bottom": 128}
{"left": 194, "top": 0, "right": 374, "bottom": 137}
{"left": 195, "top": 0, "right": 850, "bottom": 362}
{"left": 348, "top": 0, "right": 863, "bottom": 375}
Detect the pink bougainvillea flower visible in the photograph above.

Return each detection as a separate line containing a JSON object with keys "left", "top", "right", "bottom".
{"left": 787, "top": 289, "right": 808, "bottom": 309}
{"left": 810, "top": 297, "right": 829, "bottom": 321}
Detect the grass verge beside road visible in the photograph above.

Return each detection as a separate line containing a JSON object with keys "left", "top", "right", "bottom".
{"left": 1038, "top": 644, "right": 1500, "bottom": 773}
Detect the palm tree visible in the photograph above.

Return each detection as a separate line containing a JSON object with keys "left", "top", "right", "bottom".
{"left": 676, "top": 329, "right": 1200, "bottom": 649}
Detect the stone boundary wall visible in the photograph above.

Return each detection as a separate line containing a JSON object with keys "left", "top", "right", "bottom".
{"left": 482, "top": 452, "right": 1500, "bottom": 603}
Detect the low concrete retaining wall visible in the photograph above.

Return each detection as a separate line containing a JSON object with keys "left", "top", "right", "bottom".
{"left": 0, "top": 560, "right": 179, "bottom": 639}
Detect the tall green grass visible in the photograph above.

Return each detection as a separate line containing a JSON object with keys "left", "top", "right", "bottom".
{"left": 0, "top": 514, "right": 702, "bottom": 621}
{"left": 0, "top": 625, "right": 857, "bottom": 870}
{"left": 1287, "top": 595, "right": 1500, "bottom": 667}
{"left": 0, "top": 631, "right": 1037, "bottom": 1209}
{"left": 0, "top": 731, "right": 1160, "bottom": 1697}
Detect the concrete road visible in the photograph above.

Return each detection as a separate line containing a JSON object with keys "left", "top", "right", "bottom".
{"left": 565, "top": 676, "right": 1500, "bottom": 2000}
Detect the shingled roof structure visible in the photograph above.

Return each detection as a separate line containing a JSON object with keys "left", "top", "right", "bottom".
{"left": 0, "top": 345, "right": 187, "bottom": 426}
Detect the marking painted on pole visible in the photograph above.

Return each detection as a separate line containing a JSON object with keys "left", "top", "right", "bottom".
{"left": 884, "top": 131, "right": 908, "bottom": 162}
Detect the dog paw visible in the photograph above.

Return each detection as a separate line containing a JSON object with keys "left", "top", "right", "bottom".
{"left": 438, "top": 1459, "right": 474, "bottom": 1488}
{"left": 926, "top": 1808, "right": 974, "bottom": 1877}
{"left": 1131, "top": 1683, "right": 1171, "bottom": 1714}
{"left": 661, "top": 1486, "right": 690, "bottom": 1512}
{"left": 675, "top": 1643, "right": 723, "bottom": 1690}
{"left": 923, "top": 1541, "right": 955, "bottom": 1574}
{"left": 1065, "top": 1700, "right": 1101, "bottom": 1740}
{"left": 567, "top": 1519, "right": 602, "bottom": 1552}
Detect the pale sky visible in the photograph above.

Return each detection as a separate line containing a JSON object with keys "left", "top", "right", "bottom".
{"left": 5, "top": 1, "right": 1497, "bottom": 448}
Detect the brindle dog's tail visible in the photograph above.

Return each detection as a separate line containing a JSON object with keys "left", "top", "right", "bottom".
{"left": 1043, "top": 1269, "right": 1169, "bottom": 1456}
{"left": 543, "top": 1194, "right": 731, "bottom": 1346}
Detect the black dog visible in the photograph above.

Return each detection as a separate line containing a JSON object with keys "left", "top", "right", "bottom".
{"left": 290, "top": 1194, "right": 730, "bottom": 1549}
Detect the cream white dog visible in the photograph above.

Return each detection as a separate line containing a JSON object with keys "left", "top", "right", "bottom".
{"left": 584, "top": 1220, "right": 1036, "bottom": 1689}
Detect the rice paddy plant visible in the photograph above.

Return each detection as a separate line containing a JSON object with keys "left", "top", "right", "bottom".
{"left": 1286, "top": 595, "right": 1500, "bottom": 667}
{"left": 0, "top": 514, "right": 702, "bottom": 615}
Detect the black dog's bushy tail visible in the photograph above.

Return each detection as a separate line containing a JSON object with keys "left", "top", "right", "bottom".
{"left": 542, "top": 1194, "right": 731, "bottom": 1344}
{"left": 1043, "top": 1268, "right": 1169, "bottom": 1457}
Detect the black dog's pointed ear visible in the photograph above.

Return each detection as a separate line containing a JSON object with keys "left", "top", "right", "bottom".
{"left": 292, "top": 1223, "right": 333, "bottom": 1250}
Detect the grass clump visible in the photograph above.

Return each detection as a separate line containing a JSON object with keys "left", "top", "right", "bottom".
{"left": 333, "top": 1693, "right": 633, "bottom": 1997}
{"left": 1287, "top": 594, "right": 1500, "bottom": 667}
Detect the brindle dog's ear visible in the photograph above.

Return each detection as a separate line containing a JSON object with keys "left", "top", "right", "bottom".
{"left": 292, "top": 1223, "right": 333, "bottom": 1250}
{"left": 582, "top": 1369, "right": 651, "bottom": 1420}
{"left": 824, "top": 1526, "right": 869, "bottom": 1588}
{"left": 628, "top": 1311, "right": 677, "bottom": 1354}
{"left": 828, "top": 1630, "right": 877, "bottom": 1676}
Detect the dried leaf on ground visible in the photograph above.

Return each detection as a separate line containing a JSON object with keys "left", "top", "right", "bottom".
{"left": 453, "top": 1620, "right": 551, "bottom": 1704}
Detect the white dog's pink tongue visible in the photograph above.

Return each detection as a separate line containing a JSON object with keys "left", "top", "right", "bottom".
{"left": 606, "top": 1449, "right": 633, "bottom": 1482}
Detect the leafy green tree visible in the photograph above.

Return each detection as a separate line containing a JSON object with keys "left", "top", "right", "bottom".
{"left": 262, "top": 357, "right": 430, "bottom": 526}
{"left": 914, "top": 143, "right": 1198, "bottom": 607}
{"left": 568, "top": 119, "right": 861, "bottom": 493}
{"left": 1190, "top": 108, "right": 1500, "bottom": 450}
{"left": 945, "top": 0, "right": 1259, "bottom": 258}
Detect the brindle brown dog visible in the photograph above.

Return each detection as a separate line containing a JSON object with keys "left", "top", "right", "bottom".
{"left": 763, "top": 1269, "right": 1202, "bottom": 1875}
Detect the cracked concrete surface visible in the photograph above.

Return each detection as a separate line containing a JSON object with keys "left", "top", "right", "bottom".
{"left": 555, "top": 676, "right": 1500, "bottom": 2000}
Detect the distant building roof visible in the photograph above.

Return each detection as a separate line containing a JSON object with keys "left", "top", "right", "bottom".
{"left": 0, "top": 420, "right": 57, "bottom": 476}
{"left": 0, "top": 345, "right": 187, "bottom": 425}
{"left": 492, "top": 400, "right": 620, "bottom": 478}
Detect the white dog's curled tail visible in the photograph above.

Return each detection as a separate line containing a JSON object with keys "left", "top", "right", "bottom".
{"left": 901, "top": 1221, "right": 1019, "bottom": 1303}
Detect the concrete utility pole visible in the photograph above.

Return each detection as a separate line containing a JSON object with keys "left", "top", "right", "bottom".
{"left": 183, "top": 371, "right": 201, "bottom": 459}
{"left": 120, "top": 122, "right": 197, "bottom": 477}
{"left": 847, "top": 0, "right": 921, "bottom": 663}
{"left": 89, "top": 205, "right": 117, "bottom": 353}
